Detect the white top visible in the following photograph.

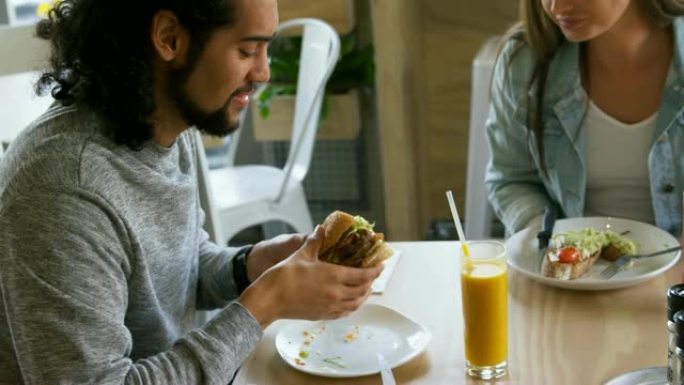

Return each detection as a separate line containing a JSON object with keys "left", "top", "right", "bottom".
{"left": 584, "top": 100, "right": 657, "bottom": 223}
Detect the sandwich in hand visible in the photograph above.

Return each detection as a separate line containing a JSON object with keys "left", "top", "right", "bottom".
{"left": 318, "top": 210, "right": 393, "bottom": 268}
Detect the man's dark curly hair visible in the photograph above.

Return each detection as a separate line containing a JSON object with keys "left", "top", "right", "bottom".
{"left": 35, "top": 0, "right": 237, "bottom": 150}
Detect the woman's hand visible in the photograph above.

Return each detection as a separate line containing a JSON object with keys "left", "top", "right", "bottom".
{"left": 239, "top": 226, "right": 384, "bottom": 328}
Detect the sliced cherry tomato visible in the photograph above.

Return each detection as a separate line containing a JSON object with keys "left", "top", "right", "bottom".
{"left": 558, "top": 247, "right": 580, "bottom": 263}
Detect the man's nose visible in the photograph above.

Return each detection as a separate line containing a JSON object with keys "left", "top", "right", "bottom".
{"left": 249, "top": 52, "right": 271, "bottom": 83}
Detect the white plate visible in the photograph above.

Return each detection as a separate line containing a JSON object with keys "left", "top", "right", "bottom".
{"left": 506, "top": 217, "right": 681, "bottom": 290}
{"left": 603, "top": 366, "right": 667, "bottom": 385}
{"left": 274, "top": 303, "right": 431, "bottom": 378}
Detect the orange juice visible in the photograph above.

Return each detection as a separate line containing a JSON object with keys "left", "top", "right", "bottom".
{"left": 461, "top": 263, "right": 507, "bottom": 366}
{"left": 460, "top": 241, "right": 508, "bottom": 379}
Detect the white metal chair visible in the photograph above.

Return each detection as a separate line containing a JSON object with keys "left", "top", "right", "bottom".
{"left": 193, "top": 129, "right": 226, "bottom": 325}
{"left": 464, "top": 37, "right": 499, "bottom": 240}
{"left": 205, "top": 18, "right": 341, "bottom": 244}
{"left": 0, "top": 25, "right": 52, "bottom": 148}
{"left": 195, "top": 130, "right": 227, "bottom": 248}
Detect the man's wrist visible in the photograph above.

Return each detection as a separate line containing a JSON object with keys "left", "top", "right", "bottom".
{"left": 239, "top": 279, "right": 277, "bottom": 329}
{"left": 232, "top": 245, "right": 254, "bottom": 293}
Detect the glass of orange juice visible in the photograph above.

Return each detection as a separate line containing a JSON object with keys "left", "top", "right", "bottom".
{"left": 460, "top": 240, "right": 508, "bottom": 380}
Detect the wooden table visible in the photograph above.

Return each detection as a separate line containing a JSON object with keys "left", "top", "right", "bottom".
{"left": 234, "top": 241, "right": 683, "bottom": 385}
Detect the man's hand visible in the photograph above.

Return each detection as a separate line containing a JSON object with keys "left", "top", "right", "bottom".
{"left": 239, "top": 226, "right": 384, "bottom": 328}
{"left": 245, "top": 233, "right": 307, "bottom": 282}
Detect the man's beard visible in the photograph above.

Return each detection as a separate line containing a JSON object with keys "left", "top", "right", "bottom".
{"left": 168, "top": 65, "right": 241, "bottom": 137}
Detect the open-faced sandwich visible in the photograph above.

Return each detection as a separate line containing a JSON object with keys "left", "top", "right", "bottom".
{"left": 601, "top": 230, "right": 638, "bottom": 261}
{"left": 318, "top": 210, "right": 393, "bottom": 268}
{"left": 541, "top": 228, "right": 637, "bottom": 280}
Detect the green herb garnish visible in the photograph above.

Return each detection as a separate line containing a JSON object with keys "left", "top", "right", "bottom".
{"left": 351, "top": 216, "right": 374, "bottom": 232}
{"left": 322, "top": 356, "right": 346, "bottom": 368}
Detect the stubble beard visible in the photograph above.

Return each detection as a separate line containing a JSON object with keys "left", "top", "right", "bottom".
{"left": 168, "top": 65, "right": 240, "bottom": 138}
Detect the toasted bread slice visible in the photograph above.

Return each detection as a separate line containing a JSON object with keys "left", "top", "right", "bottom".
{"left": 320, "top": 210, "right": 355, "bottom": 255}
{"left": 359, "top": 237, "right": 393, "bottom": 267}
{"left": 541, "top": 249, "right": 601, "bottom": 280}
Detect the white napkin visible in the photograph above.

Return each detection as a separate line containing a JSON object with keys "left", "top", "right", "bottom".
{"left": 372, "top": 250, "right": 402, "bottom": 294}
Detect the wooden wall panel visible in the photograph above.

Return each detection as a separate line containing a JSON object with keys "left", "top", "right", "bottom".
{"left": 422, "top": 0, "right": 518, "bottom": 29}
{"left": 421, "top": 30, "right": 490, "bottom": 236}
{"left": 276, "top": 0, "right": 517, "bottom": 240}
{"left": 418, "top": 1, "right": 517, "bottom": 237}
{"left": 277, "top": 0, "right": 355, "bottom": 33}
{"left": 372, "top": 0, "right": 517, "bottom": 239}
{"left": 370, "top": 0, "right": 424, "bottom": 240}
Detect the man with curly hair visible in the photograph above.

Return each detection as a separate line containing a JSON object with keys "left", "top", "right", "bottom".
{"left": 0, "top": 0, "right": 382, "bottom": 384}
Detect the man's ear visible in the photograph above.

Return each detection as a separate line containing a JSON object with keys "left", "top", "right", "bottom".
{"left": 150, "top": 10, "right": 187, "bottom": 62}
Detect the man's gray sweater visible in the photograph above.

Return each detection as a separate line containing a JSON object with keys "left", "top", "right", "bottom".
{"left": 0, "top": 105, "right": 262, "bottom": 384}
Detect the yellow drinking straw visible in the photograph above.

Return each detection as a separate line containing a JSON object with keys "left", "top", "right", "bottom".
{"left": 446, "top": 190, "right": 472, "bottom": 268}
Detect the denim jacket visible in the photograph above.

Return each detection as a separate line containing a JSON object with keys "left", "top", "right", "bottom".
{"left": 485, "top": 18, "right": 684, "bottom": 237}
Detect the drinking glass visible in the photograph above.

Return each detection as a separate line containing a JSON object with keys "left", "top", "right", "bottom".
{"left": 460, "top": 240, "right": 508, "bottom": 380}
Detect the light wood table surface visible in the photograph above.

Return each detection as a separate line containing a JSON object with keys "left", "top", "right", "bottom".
{"left": 234, "top": 241, "right": 683, "bottom": 385}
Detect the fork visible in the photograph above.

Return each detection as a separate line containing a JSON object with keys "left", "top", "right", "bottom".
{"left": 377, "top": 352, "right": 396, "bottom": 385}
{"left": 599, "top": 245, "right": 681, "bottom": 280}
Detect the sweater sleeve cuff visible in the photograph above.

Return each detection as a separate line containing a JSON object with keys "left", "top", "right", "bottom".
{"left": 181, "top": 301, "right": 263, "bottom": 382}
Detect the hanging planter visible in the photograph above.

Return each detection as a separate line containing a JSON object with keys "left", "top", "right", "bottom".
{"left": 252, "top": 88, "right": 360, "bottom": 141}
{"left": 252, "top": 33, "right": 374, "bottom": 142}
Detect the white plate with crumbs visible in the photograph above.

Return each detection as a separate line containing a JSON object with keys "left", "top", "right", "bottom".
{"left": 274, "top": 303, "right": 431, "bottom": 378}
{"left": 603, "top": 366, "right": 667, "bottom": 385}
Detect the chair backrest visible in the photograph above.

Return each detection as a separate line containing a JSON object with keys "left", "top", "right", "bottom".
{"left": 194, "top": 130, "right": 227, "bottom": 246}
{"left": 464, "top": 36, "right": 499, "bottom": 240}
{"left": 274, "top": 18, "right": 340, "bottom": 202}
{"left": 0, "top": 25, "right": 49, "bottom": 76}
{"left": 0, "top": 25, "right": 52, "bottom": 146}
{"left": 223, "top": 118, "right": 242, "bottom": 167}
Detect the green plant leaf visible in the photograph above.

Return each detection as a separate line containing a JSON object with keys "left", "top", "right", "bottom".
{"left": 258, "top": 29, "right": 375, "bottom": 120}
{"left": 340, "top": 34, "right": 357, "bottom": 57}
{"left": 257, "top": 84, "right": 297, "bottom": 119}
{"left": 320, "top": 95, "right": 329, "bottom": 121}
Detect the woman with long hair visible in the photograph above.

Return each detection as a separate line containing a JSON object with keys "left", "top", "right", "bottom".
{"left": 485, "top": 0, "right": 684, "bottom": 236}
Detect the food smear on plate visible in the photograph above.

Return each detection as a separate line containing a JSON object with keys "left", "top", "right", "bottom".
{"left": 322, "top": 356, "right": 346, "bottom": 368}
{"left": 344, "top": 325, "right": 360, "bottom": 343}
{"left": 298, "top": 323, "right": 327, "bottom": 362}
{"left": 542, "top": 228, "right": 637, "bottom": 280}
{"left": 293, "top": 322, "right": 374, "bottom": 369}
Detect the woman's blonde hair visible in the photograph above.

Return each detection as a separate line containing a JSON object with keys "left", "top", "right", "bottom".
{"left": 516, "top": 0, "right": 684, "bottom": 61}
{"left": 503, "top": 0, "right": 684, "bottom": 175}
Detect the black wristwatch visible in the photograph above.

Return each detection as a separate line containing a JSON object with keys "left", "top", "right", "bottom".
{"left": 232, "top": 245, "right": 254, "bottom": 294}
